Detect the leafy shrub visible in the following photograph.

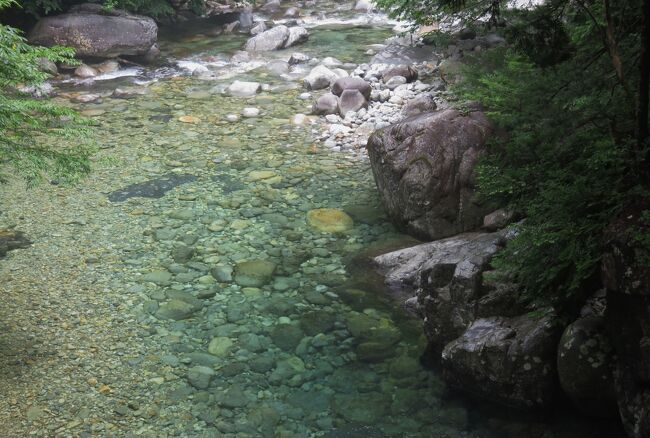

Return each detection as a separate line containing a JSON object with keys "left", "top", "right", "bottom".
{"left": 0, "top": 0, "right": 92, "bottom": 184}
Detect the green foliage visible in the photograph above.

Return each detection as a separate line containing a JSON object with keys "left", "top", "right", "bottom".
{"left": 452, "top": 1, "right": 648, "bottom": 308}
{"left": 377, "top": 0, "right": 649, "bottom": 309}
{"left": 103, "top": 0, "right": 174, "bottom": 17}
{"left": 0, "top": 0, "right": 92, "bottom": 184}
{"left": 21, "top": 0, "right": 63, "bottom": 16}
{"left": 374, "top": 0, "right": 503, "bottom": 26}
{"left": 18, "top": 0, "right": 216, "bottom": 18}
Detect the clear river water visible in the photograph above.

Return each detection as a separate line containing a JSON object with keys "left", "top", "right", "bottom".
{"left": 0, "top": 5, "right": 626, "bottom": 438}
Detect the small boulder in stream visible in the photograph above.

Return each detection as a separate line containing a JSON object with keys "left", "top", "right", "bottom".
{"left": 227, "top": 80, "right": 261, "bottom": 97}
{"left": 303, "top": 65, "right": 346, "bottom": 90}
{"left": 312, "top": 94, "right": 339, "bottom": 115}
{"left": 338, "top": 89, "right": 368, "bottom": 117}
{"left": 244, "top": 25, "right": 308, "bottom": 51}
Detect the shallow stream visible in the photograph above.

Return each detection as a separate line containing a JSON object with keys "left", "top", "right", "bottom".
{"left": 0, "top": 8, "right": 626, "bottom": 438}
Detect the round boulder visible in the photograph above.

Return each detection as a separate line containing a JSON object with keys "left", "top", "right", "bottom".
{"left": 331, "top": 77, "right": 372, "bottom": 100}
{"left": 338, "top": 89, "right": 368, "bottom": 117}
{"left": 557, "top": 316, "right": 618, "bottom": 417}
{"left": 234, "top": 259, "right": 276, "bottom": 287}
{"left": 312, "top": 93, "right": 339, "bottom": 115}
{"left": 307, "top": 208, "right": 353, "bottom": 233}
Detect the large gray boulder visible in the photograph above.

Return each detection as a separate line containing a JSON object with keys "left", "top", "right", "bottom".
{"left": 441, "top": 312, "right": 563, "bottom": 409}
{"left": 28, "top": 4, "right": 157, "bottom": 59}
{"left": 303, "top": 65, "right": 344, "bottom": 90}
{"left": 338, "top": 89, "right": 367, "bottom": 117}
{"left": 245, "top": 25, "right": 289, "bottom": 51}
{"left": 285, "top": 26, "right": 309, "bottom": 48}
{"left": 244, "top": 25, "right": 308, "bottom": 51}
{"left": 367, "top": 104, "right": 494, "bottom": 241}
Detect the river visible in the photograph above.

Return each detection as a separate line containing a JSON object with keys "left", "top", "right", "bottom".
{"left": 0, "top": 4, "right": 625, "bottom": 437}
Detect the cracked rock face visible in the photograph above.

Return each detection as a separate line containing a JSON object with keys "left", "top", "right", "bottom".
{"left": 374, "top": 230, "right": 507, "bottom": 345}
{"left": 367, "top": 105, "right": 494, "bottom": 241}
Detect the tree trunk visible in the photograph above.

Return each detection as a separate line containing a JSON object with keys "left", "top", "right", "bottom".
{"left": 638, "top": 0, "right": 650, "bottom": 162}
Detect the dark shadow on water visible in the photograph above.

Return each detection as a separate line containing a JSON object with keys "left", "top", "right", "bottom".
{"left": 341, "top": 234, "right": 627, "bottom": 438}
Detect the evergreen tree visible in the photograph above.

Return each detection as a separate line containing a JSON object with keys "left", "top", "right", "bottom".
{"left": 377, "top": 0, "right": 650, "bottom": 309}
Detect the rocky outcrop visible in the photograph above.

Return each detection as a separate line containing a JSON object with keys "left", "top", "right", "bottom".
{"left": 367, "top": 105, "right": 494, "bottom": 241}
{"left": 28, "top": 4, "right": 158, "bottom": 60}
{"left": 602, "top": 205, "right": 650, "bottom": 438}
{"left": 441, "top": 312, "right": 563, "bottom": 409}
{"left": 375, "top": 230, "right": 509, "bottom": 344}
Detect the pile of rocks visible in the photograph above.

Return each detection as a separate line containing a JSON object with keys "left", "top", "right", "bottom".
{"left": 307, "top": 60, "right": 446, "bottom": 152}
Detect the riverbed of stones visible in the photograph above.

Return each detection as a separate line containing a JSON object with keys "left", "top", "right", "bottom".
{"left": 0, "top": 5, "right": 606, "bottom": 438}
{"left": 0, "top": 22, "right": 473, "bottom": 438}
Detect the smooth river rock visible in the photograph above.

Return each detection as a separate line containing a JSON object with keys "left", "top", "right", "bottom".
{"left": 307, "top": 208, "right": 353, "bottom": 233}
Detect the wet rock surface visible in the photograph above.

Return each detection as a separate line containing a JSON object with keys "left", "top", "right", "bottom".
{"left": 557, "top": 316, "right": 617, "bottom": 416}
{"left": 603, "top": 206, "right": 650, "bottom": 438}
